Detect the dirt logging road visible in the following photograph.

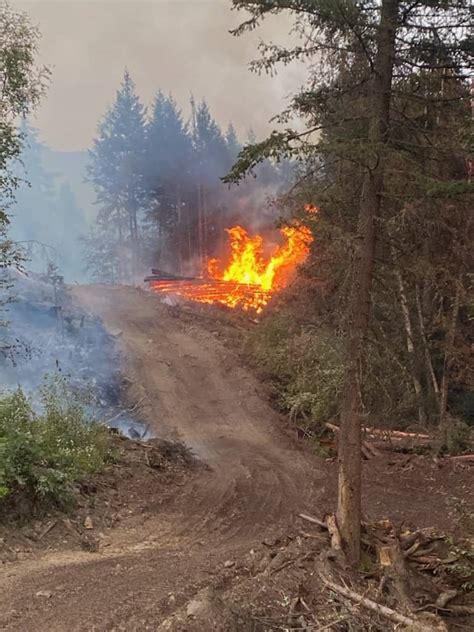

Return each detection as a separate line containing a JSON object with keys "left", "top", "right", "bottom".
{"left": 0, "top": 285, "right": 324, "bottom": 631}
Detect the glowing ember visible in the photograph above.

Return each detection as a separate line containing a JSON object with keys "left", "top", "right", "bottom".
{"left": 148, "top": 218, "right": 313, "bottom": 313}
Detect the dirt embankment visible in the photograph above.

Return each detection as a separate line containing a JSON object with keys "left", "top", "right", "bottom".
{"left": 1, "top": 285, "right": 472, "bottom": 631}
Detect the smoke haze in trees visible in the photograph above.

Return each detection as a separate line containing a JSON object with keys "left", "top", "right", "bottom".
{"left": 82, "top": 71, "right": 295, "bottom": 283}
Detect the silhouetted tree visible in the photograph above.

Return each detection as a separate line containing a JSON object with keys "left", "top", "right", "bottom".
{"left": 87, "top": 70, "right": 148, "bottom": 280}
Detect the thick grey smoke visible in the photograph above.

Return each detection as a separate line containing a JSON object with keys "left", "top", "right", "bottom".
{"left": 13, "top": 0, "right": 304, "bottom": 152}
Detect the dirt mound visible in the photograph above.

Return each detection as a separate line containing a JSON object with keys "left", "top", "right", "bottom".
{"left": 0, "top": 433, "right": 199, "bottom": 564}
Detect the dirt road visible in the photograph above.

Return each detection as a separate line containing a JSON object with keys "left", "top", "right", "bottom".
{"left": 1, "top": 286, "right": 324, "bottom": 631}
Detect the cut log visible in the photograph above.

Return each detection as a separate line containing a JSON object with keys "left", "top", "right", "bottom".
{"left": 377, "top": 544, "right": 399, "bottom": 567}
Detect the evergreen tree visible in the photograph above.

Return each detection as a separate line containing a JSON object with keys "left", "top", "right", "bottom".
{"left": 193, "top": 100, "right": 229, "bottom": 186}
{"left": 225, "top": 123, "right": 241, "bottom": 165}
{"left": 229, "top": 0, "right": 472, "bottom": 565}
{"left": 87, "top": 70, "right": 148, "bottom": 281}
{"left": 145, "top": 92, "right": 193, "bottom": 268}
{"left": 190, "top": 100, "right": 231, "bottom": 266}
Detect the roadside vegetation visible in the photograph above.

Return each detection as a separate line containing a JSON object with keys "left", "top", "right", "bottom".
{"left": 245, "top": 310, "right": 344, "bottom": 433}
{"left": 0, "top": 379, "right": 112, "bottom": 514}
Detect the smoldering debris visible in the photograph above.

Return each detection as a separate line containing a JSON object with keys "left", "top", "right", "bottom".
{"left": 0, "top": 268, "right": 150, "bottom": 440}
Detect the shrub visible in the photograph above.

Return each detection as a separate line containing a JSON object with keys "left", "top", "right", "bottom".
{"left": 0, "top": 378, "right": 111, "bottom": 510}
{"left": 245, "top": 314, "right": 344, "bottom": 430}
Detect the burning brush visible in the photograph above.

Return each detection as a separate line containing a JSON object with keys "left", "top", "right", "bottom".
{"left": 145, "top": 220, "right": 314, "bottom": 313}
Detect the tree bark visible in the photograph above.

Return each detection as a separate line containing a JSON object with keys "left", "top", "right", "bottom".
{"left": 438, "top": 280, "right": 461, "bottom": 447}
{"left": 337, "top": 0, "right": 399, "bottom": 567}
{"left": 393, "top": 261, "right": 426, "bottom": 424}
{"left": 415, "top": 286, "right": 440, "bottom": 416}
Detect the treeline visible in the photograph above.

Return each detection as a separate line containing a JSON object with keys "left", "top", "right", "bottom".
{"left": 83, "top": 71, "right": 290, "bottom": 282}
{"left": 230, "top": 0, "right": 473, "bottom": 563}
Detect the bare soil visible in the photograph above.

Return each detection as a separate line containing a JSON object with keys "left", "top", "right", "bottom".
{"left": 1, "top": 285, "right": 472, "bottom": 631}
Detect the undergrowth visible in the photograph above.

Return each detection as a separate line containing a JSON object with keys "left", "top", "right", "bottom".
{"left": 244, "top": 313, "right": 344, "bottom": 432}
{"left": 0, "top": 377, "right": 112, "bottom": 513}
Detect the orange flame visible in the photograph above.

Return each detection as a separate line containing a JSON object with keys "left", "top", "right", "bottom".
{"left": 209, "top": 224, "right": 312, "bottom": 290}
{"left": 205, "top": 223, "right": 312, "bottom": 311}
{"left": 148, "top": 208, "right": 315, "bottom": 313}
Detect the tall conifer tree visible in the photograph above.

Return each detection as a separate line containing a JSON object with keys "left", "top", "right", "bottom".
{"left": 87, "top": 70, "right": 147, "bottom": 280}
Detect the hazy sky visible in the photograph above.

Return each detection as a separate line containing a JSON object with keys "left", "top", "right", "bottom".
{"left": 13, "top": 0, "right": 304, "bottom": 152}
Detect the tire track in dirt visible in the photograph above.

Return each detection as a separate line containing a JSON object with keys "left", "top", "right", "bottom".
{"left": 0, "top": 285, "right": 325, "bottom": 631}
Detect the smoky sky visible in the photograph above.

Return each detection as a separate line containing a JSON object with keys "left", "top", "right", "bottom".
{"left": 12, "top": 0, "right": 305, "bottom": 151}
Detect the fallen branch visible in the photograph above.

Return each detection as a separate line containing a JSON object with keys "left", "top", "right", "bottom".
{"left": 37, "top": 520, "right": 58, "bottom": 540}
{"left": 325, "top": 422, "right": 381, "bottom": 458}
{"left": 104, "top": 396, "right": 147, "bottom": 425}
{"left": 447, "top": 454, "right": 474, "bottom": 462}
{"left": 297, "top": 513, "right": 328, "bottom": 530}
{"left": 322, "top": 579, "right": 433, "bottom": 631}
{"left": 444, "top": 604, "right": 474, "bottom": 616}
{"left": 435, "top": 590, "right": 458, "bottom": 609}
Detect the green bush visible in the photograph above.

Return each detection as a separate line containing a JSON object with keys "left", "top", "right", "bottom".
{"left": 0, "top": 378, "right": 111, "bottom": 509}
{"left": 245, "top": 314, "right": 344, "bottom": 430}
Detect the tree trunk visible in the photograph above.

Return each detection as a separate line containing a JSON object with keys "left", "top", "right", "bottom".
{"left": 393, "top": 261, "right": 426, "bottom": 424}
{"left": 415, "top": 286, "right": 440, "bottom": 410}
{"left": 438, "top": 280, "right": 461, "bottom": 447}
{"left": 337, "top": 0, "right": 399, "bottom": 567}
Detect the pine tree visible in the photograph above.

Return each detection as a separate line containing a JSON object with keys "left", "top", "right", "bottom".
{"left": 191, "top": 100, "right": 230, "bottom": 266}
{"left": 225, "top": 123, "right": 241, "bottom": 165}
{"left": 145, "top": 92, "right": 193, "bottom": 268}
{"left": 87, "top": 70, "right": 148, "bottom": 281}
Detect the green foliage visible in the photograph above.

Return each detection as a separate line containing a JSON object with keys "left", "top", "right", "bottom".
{"left": 0, "top": 379, "right": 111, "bottom": 509}
{"left": 445, "top": 419, "right": 472, "bottom": 456}
{"left": 447, "top": 538, "right": 474, "bottom": 592}
{"left": 0, "top": 1, "right": 49, "bottom": 214}
{"left": 245, "top": 314, "right": 344, "bottom": 429}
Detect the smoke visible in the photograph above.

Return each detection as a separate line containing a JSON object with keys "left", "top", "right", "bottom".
{"left": 0, "top": 268, "right": 150, "bottom": 438}
{"left": 12, "top": 0, "right": 305, "bottom": 151}
{"left": 7, "top": 2, "right": 307, "bottom": 283}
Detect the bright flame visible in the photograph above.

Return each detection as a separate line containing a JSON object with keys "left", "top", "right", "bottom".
{"left": 208, "top": 225, "right": 312, "bottom": 290}
{"left": 148, "top": 207, "right": 315, "bottom": 313}
{"left": 205, "top": 223, "right": 313, "bottom": 311}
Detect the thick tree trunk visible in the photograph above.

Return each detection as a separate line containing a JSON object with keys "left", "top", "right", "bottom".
{"left": 337, "top": 0, "right": 399, "bottom": 567}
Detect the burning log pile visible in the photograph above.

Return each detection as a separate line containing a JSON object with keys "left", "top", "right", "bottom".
{"left": 145, "top": 269, "right": 272, "bottom": 312}
{"left": 145, "top": 222, "right": 314, "bottom": 312}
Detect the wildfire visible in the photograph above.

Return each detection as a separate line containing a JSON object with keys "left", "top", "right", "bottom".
{"left": 206, "top": 224, "right": 312, "bottom": 311}
{"left": 147, "top": 212, "right": 315, "bottom": 313}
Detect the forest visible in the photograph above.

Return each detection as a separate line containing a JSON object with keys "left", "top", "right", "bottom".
{"left": 0, "top": 1, "right": 473, "bottom": 631}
